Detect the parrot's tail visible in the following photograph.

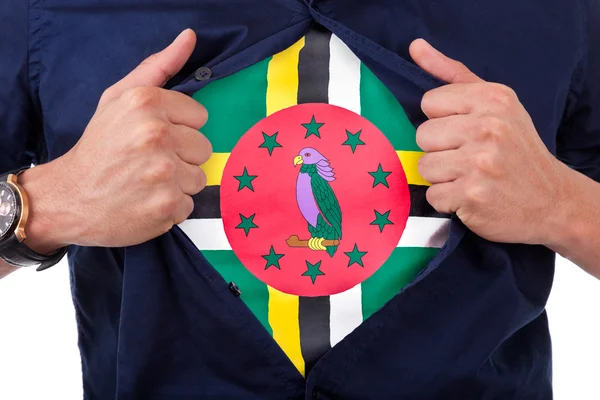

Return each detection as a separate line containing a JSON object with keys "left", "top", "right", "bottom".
{"left": 326, "top": 245, "right": 338, "bottom": 258}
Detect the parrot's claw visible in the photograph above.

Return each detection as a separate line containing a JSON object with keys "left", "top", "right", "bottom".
{"left": 316, "top": 238, "right": 326, "bottom": 251}
{"left": 308, "top": 237, "right": 327, "bottom": 251}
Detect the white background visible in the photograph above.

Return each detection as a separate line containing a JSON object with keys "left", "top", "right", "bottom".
{"left": 0, "top": 257, "right": 599, "bottom": 400}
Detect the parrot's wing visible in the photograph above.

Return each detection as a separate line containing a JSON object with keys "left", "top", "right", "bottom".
{"left": 311, "top": 174, "right": 342, "bottom": 239}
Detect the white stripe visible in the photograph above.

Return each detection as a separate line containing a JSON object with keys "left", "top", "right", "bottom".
{"left": 327, "top": 35, "right": 364, "bottom": 348}
{"left": 178, "top": 219, "right": 229, "bottom": 251}
{"left": 329, "top": 284, "right": 363, "bottom": 347}
{"left": 178, "top": 216, "right": 450, "bottom": 251}
{"left": 178, "top": 35, "right": 451, "bottom": 352}
{"left": 398, "top": 217, "right": 450, "bottom": 248}
{"left": 328, "top": 34, "right": 361, "bottom": 114}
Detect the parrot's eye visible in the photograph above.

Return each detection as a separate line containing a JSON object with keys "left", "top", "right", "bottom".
{"left": 305, "top": 153, "right": 311, "bottom": 157}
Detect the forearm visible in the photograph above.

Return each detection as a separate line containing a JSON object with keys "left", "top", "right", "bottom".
{"left": 18, "top": 161, "right": 75, "bottom": 254}
{"left": 544, "top": 162, "right": 600, "bottom": 278}
{"left": 0, "top": 259, "right": 17, "bottom": 279}
{"left": 0, "top": 161, "right": 73, "bottom": 279}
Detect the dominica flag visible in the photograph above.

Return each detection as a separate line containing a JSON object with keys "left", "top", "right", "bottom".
{"left": 181, "top": 27, "right": 450, "bottom": 376}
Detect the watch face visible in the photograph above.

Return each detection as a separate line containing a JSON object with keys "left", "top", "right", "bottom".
{"left": 0, "top": 182, "right": 17, "bottom": 238}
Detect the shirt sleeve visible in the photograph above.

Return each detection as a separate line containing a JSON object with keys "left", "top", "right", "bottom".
{"left": 556, "top": 0, "right": 600, "bottom": 182}
{"left": 0, "top": 0, "right": 44, "bottom": 173}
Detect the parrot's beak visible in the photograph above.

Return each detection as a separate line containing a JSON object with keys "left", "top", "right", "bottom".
{"left": 293, "top": 155, "right": 304, "bottom": 167}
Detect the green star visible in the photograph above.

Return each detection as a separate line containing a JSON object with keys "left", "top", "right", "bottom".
{"left": 344, "top": 244, "right": 368, "bottom": 267}
{"left": 258, "top": 132, "right": 282, "bottom": 155}
{"left": 262, "top": 246, "right": 285, "bottom": 270}
{"left": 302, "top": 260, "right": 325, "bottom": 284}
{"left": 370, "top": 210, "right": 393, "bottom": 233}
{"left": 342, "top": 129, "right": 366, "bottom": 153}
{"left": 368, "top": 163, "right": 392, "bottom": 188}
{"left": 234, "top": 167, "right": 257, "bottom": 192}
{"left": 302, "top": 115, "right": 325, "bottom": 138}
{"left": 235, "top": 213, "right": 258, "bottom": 237}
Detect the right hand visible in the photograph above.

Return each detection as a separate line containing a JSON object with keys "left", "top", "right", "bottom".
{"left": 21, "top": 29, "right": 211, "bottom": 250}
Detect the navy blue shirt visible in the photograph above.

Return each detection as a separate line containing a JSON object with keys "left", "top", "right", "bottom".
{"left": 1, "top": 1, "right": 599, "bottom": 399}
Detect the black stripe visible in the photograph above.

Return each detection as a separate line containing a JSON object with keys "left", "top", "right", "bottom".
{"left": 297, "top": 26, "right": 333, "bottom": 376}
{"left": 299, "top": 296, "right": 331, "bottom": 375}
{"left": 190, "top": 185, "right": 221, "bottom": 219}
{"left": 409, "top": 185, "right": 450, "bottom": 218}
{"left": 189, "top": 185, "right": 448, "bottom": 220}
{"left": 297, "top": 26, "right": 331, "bottom": 104}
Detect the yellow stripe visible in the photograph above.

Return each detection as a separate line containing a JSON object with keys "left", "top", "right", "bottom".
{"left": 197, "top": 36, "right": 429, "bottom": 379}
{"left": 397, "top": 151, "right": 430, "bottom": 186}
{"left": 267, "top": 287, "right": 305, "bottom": 376}
{"left": 265, "top": 37, "right": 306, "bottom": 376}
{"left": 266, "top": 37, "right": 305, "bottom": 116}
{"left": 202, "top": 153, "right": 229, "bottom": 186}
{"left": 202, "top": 151, "right": 430, "bottom": 187}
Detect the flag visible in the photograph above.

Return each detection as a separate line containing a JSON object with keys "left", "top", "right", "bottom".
{"left": 181, "top": 27, "right": 450, "bottom": 376}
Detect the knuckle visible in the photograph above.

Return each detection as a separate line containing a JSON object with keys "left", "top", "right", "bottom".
{"left": 194, "top": 168, "right": 208, "bottom": 193}
{"left": 159, "top": 219, "right": 175, "bottom": 235}
{"left": 140, "top": 120, "right": 170, "bottom": 148}
{"left": 415, "top": 123, "right": 430, "bottom": 150}
{"left": 417, "top": 153, "right": 430, "bottom": 175}
{"left": 425, "top": 186, "right": 444, "bottom": 212}
{"left": 170, "top": 93, "right": 209, "bottom": 130}
{"left": 464, "top": 184, "right": 486, "bottom": 205}
{"left": 197, "top": 134, "right": 213, "bottom": 165}
{"left": 491, "top": 115, "right": 511, "bottom": 134}
{"left": 474, "top": 151, "right": 498, "bottom": 173}
{"left": 454, "top": 61, "right": 467, "bottom": 71}
{"left": 195, "top": 102, "right": 209, "bottom": 128}
{"left": 477, "top": 116, "right": 508, "bottom": 142}
{"left": 488, "top": 84, "right": 516, "bottom": 109}
{"left": 425, "top": 186, "right": 437, "bottom": 204}
{"left": 170, "top": 195, "right": 194, "bottom": 225}
{"left": 124, "top": 87, "right": 159, "bottom": 110}
{"left": 140, "top": 54, "right": 171, "bottom": 84}
{"left": 498, "top": 84, "right": 517, "bottom": 98}
{"left": 155, "top": 192, "right": 180, "bottom": 218}
{"left": 99, "top": 87, "right": 118, "bottom": 105}
{"left": 147, "top": 158, "right": 176, "bottom": 183}
{"left": 421, "top": 90, "right": 435, "bottom": 113}
{"left": 142, "top": 53, "right": 160, "bottom": 67}
{"left": 454, "top": 69, "right": 472, "bottom": 83}
{"left": 178, "top": 196, "right": 195, "bottom": 223}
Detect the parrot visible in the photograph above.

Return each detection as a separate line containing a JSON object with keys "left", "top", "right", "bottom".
{"left": 293, "top": 147, "right": 342, "bottom": 257}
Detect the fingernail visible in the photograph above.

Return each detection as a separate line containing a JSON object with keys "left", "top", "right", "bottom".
{"left": 174, "top": 29, "right": 190, "bottom": 43}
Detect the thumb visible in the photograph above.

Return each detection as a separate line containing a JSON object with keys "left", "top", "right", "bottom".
{"left": 409, "top": 38, "right": 483, "bottom": 84}
{"left": 104, "top": 29, "right": 197, "bottom": 101}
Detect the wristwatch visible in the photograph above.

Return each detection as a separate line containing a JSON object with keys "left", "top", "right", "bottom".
{"left": 0, "top": 167, "right": 67, "bottom": 271}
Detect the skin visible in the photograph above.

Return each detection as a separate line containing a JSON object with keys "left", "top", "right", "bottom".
{"left": 1, "top": 29, "right": 210, "bottom": 277}
{"left": 1, "top": 33, "right": 599, "bottom": 279}
{"left": 409, "top": 39, "right": 600, "bottom": 277}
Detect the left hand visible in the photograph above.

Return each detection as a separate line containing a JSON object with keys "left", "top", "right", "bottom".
{"left": 409, "top": 39, "right": 567, "bottom": 245}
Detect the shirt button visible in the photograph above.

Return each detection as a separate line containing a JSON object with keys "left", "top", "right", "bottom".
{"left": 195, "top": 66, "right": 212, "bottom": 81}
{"left": 312, "top": 388, "right": 322, "bottom": 399}
{"left": 228, "top": 281, "right": 242, "bottom": 296}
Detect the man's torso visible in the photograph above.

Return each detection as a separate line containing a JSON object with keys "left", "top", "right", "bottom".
{"left": 24, "top": 1, "right": 584, "bottom": 398}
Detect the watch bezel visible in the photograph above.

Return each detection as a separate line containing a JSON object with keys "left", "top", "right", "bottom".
{"left": 7, "top": 174, "right": 29, "bottom": 242}
{"left": 0, "top": 180, "right": 21, "bottom": 244}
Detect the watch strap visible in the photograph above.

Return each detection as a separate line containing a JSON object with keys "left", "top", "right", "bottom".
{"left": 0, "top": 166, "right": 29, "bottom": 181}
{"left": 0, "top": 234, "right": 68, "bottom": 271}
{"left": 0, "top": 166, "right": 68, "bottom": 271}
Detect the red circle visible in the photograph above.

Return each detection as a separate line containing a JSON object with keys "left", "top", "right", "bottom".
{"left": 221, "top": 104, "right": 410, "bottom": 296}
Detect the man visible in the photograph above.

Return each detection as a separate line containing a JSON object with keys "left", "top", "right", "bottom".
{"left": 0, "top": 0, "right": 598, "bottom": 399}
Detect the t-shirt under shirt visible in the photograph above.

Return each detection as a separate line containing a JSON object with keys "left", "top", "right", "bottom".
{"left": 179, "top": 27, "right": 450, "bottom": 376}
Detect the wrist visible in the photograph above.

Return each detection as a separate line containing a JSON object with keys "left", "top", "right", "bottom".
{"left": 17, "top": 159, "right": 77, "bottom": 254}
{"left": 538, "top": 161, "right": 583, "bottom": 256}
